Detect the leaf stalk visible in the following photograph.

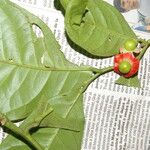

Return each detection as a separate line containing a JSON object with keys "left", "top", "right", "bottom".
{"left": 0, "top": 113, "right": 44, "bottom": 150}
{"left": 137, "top": 40, "right": 150, "bottom": 60}
{"left": 82, "top": 66, "right": 114, "bottom": 92}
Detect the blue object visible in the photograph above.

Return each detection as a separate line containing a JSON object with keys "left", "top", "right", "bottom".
{"left": 134, "top": 25, "right": 150, "bottom": 32}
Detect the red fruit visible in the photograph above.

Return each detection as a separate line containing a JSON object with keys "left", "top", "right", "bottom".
{"left": 114, "top": 53, "right": 140, "bottom": 78}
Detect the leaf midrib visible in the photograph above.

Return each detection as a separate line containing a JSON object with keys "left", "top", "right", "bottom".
{"left": 47, "top": 83, "right": 86, "bottom": 149}
{"left": 46, "top": 71, "right": 95, "bottom": 149}
{"left": 0, "top": 59, "right": 91, "bottom": 72}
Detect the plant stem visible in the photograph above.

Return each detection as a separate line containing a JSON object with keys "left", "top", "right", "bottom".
{"left": 0, "top": 113, "right": 44, "bottom": 150}
{"left": 137, "top": 41, "right": 150, "bottom": 60}
{"left": 92, "top": 66, "right": 114, "bottom": 74}
{"left": 83, "top": 66, "right": 113, "bottom": 92}
{"left": 91, "top": 66, "right": 114, "bottom": 82}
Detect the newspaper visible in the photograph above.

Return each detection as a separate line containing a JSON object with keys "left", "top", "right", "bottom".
{"left": 0, "top": 0, "right": 150, "bottom": 150}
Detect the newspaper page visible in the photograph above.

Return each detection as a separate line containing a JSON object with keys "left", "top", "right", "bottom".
{"left": 0, "top": 0, "right": 150, "bottom": 150}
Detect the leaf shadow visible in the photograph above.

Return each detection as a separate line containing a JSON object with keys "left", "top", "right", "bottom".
{"left": 54, "top": 0, "right": 65, "bottom": 16}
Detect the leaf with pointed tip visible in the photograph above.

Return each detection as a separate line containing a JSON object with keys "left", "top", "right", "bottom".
{"left": 65, "top": 0, "right": 136, "bottom": 57}
{"left": 0, "top": 1, "right": 98, "bottom": 150}
{"left": 115, "top": 75, "right": 140, "bottom": 87}
{"left": 0, "top": 0, "right": 93, "bottom": 119}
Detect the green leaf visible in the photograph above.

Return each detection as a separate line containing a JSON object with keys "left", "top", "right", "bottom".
{"left": 0, "top": 0, "right": 93, "bottom": 119}
{"left": 39, "top": 112, "right": 81, "bottom": 132}
{"left": 22, "top": 95, "right": 81, "bottom": 132}
{"left": 115, "top": 75, "right": 141, "bottom": 87}
{"left": 20, "top": 95, "right": 54, "bottom": 132}
{"left": 0, "top": 95, "right": 82, "bottom": 150}
{"left": 0, "top": 1, "right": 97, "bottom": 149}
{"left": 0, "top": 95, "right": 84, "bottom": 150}
{"left": 65, "top": 0, "right": 136, "bottom": 57}
{"left": 59, "top": 0, "right": 69, "bottom": 9}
